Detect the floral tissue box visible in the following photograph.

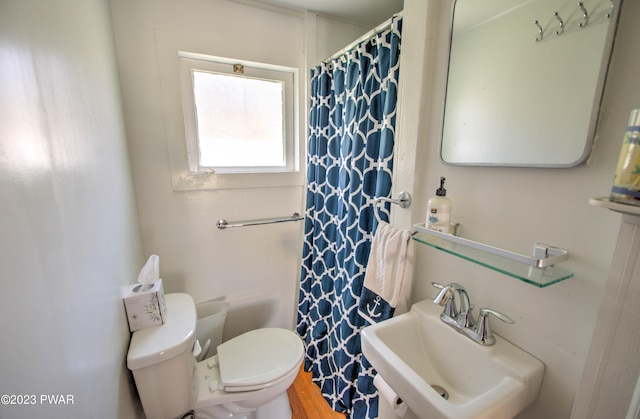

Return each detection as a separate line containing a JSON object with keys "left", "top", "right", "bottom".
{"left": 123, "top": 279, "right": 167, "bottom": 332}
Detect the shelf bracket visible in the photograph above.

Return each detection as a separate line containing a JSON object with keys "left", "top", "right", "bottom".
{"left": 533, "top": 243, "right": 569, "bottom": 268}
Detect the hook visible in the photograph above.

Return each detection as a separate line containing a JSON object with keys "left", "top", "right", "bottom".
{"left": 534, "top": 20, "right": 543, "bottom": 42}
{"left": 578, "top": 2, "right": 589, "bottom": 28}
{"left": 553, "top": 12, "right": 564, "bottom": 35}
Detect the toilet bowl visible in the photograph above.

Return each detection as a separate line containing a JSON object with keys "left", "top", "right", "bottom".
{"left": 127, "top": 293, "right": 304, "bottom": 419}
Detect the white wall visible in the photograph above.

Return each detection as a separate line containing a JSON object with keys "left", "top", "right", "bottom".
{"left": 313, "top": 14, "right": 372, "bottom": 62}
{"left": 395, "top": 0, "right": 639, "bottom": 417}
{"left": 0, "top": 0, "right": 144, "bottom": 418}
{"left": 109, "top": 0, "right": 370, "bottom": 340}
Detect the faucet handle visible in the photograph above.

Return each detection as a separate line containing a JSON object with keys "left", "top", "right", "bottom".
{"left": 432, "top": 282, "right": 458, "bottom": 320}
{"left": 475, "top": 308, "right": 515, "bottom": 345}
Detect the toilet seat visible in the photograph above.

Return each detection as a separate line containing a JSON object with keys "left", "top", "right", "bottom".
{"left": 217, "top": 328, "right": 304, "bottom": 392}
{"left": 193, "top": 327, "right": 304, "bottom": 414}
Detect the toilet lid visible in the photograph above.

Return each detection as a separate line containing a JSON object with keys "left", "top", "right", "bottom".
{"left": 217, "top": 328, "right": 303, "bottom": 390}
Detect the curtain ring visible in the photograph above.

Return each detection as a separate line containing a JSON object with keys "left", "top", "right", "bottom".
{"left": 553, "top": 12, "right": 564, "bottom": 35}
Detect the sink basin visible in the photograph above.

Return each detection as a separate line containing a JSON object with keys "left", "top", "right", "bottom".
{"left": 361, "top": 299, "right": 544, "bottom": 419}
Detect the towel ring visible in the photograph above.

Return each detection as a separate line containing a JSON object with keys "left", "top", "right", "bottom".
{"left": 374, "top": 191, "right": 412, "bottom": 223}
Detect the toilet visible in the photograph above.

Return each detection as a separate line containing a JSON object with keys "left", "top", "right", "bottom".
{"left": 127, "top": 293, "right": 304, "bottom": 419}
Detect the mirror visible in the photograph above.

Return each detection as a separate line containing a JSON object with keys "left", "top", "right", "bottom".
{"left": 440, "top": 0, "right": 619, "bottom": 167}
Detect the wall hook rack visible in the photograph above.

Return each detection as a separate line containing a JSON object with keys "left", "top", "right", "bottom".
{"left": 578, "top": 2, "right": 589, "bottom": 28}
{"left": 606, "top": 0, "right": 614, "bottom": 18}
{"left": 534, "top": 20, "right": 544, "bottom": 42}
{"left": 554, "top": 12, "right": 565, "bottom": 35}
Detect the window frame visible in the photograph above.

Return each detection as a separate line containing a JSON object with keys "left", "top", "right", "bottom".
{"left": 154, "top": 25, "right": 305, "bottom": 192}
{"left": 179, "top": 53, "right": 297, "bottom": 175}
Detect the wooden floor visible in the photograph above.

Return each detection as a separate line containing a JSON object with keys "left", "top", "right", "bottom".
{"left": 288, "top": 364, "right": 346, "bottom": 419}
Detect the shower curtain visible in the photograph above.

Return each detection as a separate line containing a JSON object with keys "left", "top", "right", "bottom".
{"left": 296, "top": 16, "right": 402, "bottom": 419}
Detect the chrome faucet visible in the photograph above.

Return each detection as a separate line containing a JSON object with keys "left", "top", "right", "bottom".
{"left": 433, "top": 282, "right": 475, "bottom": 328}
{"left": 432, "top": 282, "right": 514, "bottom": 346}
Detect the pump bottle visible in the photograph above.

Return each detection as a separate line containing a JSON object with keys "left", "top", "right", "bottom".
{"left": 426, "top": 177, "right": 452, "bottom": 233}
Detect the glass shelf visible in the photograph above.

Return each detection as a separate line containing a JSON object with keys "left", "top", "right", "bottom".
{"left": 412, "top": 224, "right": 574, "bottom": 288}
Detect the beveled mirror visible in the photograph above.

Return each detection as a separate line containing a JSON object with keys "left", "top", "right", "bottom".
{"left": 440, "top": 0, "right": 620, "bottom": 167}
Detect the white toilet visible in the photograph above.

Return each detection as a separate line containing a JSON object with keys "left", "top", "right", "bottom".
{"left": 127, "top": 293, "right": 304, "bottom": 419}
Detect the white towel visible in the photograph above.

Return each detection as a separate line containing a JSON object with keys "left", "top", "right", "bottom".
{"left": 358, "top": 221, "right": 414, "bottom": 324}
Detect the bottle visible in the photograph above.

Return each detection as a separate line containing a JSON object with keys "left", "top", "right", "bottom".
{"left": 426, "top": 177, "right": 452, "bottom": 233}
{"left": 610, "top": 109, "right": 640, "bottom": 206}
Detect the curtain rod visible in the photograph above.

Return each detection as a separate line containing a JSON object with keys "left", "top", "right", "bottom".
{"left": 324, "top": 11, "right": 404, "bottom": 63}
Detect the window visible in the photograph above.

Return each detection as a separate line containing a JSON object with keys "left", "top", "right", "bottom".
{"left": 179, "top": 53, "right": 297, "bottom": 175}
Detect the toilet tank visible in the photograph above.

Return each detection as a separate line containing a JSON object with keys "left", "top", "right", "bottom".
{"left": 127, "top": 293, "right": 198, "bottom": 419}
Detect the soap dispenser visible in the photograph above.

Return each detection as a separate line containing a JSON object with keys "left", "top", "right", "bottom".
{"left": 426, "top": 177, "right": 452, "bottom": 233}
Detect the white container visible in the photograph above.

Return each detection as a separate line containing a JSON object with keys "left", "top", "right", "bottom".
{"left": 426, "top": 177, "right": 452, "bottom": 233}
{"left": 195, "top": 300, "right": 229, "bottom": 361}
{"left": 611, "top": 109, "right": 640, "bottom": 206}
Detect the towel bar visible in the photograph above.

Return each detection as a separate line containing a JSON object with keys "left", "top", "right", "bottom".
{"left": 217, "top": 212, "right": 303, "bottom": 229}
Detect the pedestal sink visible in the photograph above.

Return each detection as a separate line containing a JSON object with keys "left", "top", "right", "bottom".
{"left": 361, "top": 299, "right": 544, "bottom": 419}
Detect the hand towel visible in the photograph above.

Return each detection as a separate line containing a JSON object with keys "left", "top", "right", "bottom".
{"left": 358, "top": 221, "right": 414, "bottom": 325}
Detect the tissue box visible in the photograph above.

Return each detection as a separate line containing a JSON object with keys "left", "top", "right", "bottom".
{"left": 123, "top": 279, "right": 167, "bottom": 332}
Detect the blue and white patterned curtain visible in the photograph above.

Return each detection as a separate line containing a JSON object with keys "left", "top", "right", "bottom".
{"left": 296, "top": 16, "right": 402, "bottom": 419}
